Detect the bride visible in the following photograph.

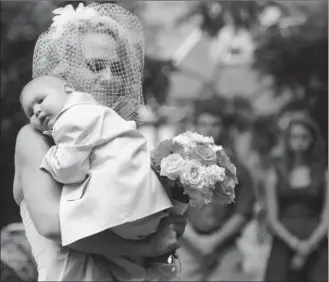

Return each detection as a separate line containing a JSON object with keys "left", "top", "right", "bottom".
{"left": 14, "top": 3, "right": 186, "bottom": 281}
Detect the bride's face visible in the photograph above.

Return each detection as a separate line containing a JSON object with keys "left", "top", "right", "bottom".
{"left": 70, "top": 32, "right": 125, "bottom": 106}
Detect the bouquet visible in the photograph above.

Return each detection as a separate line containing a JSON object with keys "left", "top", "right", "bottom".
{"left": 146, "top": 132, "right": 238, "bottom": 280}
{"left": 151, "top": 131, "right": 238, "bottom": 213}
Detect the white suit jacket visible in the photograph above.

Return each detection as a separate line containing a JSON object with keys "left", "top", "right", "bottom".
{"left": 40, "top": 92, "right": 172, "bottom": 246}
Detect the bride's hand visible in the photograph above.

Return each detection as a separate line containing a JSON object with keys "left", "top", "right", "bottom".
{"left": 146, "top": 215, "right": 186, "bottom": 257}
{"left": 168, "top": 214, "right": 187, "bottom": 238}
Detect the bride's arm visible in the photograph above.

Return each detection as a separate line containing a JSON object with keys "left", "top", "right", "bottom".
{"left": 67, "top": 216, "right": 181, "bottom": 259}
{"left": 16, "top": 125, "right": 181, "bottom": 258}
{"left": 15, "top": 125, "right": 62, "bottom": 243}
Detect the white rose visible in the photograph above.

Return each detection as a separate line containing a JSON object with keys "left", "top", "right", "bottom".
{"left": 205, "top": 164, "right": 226, "bottom": 186}
{"left": 187, "top": 131, "right": 214, "bottom": 145}
{"left": 160, "top": 153, "right": 185, "bottom": 180}
{"left": 180, "top": 159, "right": 207, "bottom": 190}
{"left": 173, "top": 134, "right": 192, "bottom": 147}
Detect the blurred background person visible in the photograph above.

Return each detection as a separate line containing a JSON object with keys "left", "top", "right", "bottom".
{"left": 1, "top": 223, "right": 37, "bottom": 281}
{"left": 264, "top": 112, "right": 328, "bottom": 282}
{"left": 239, "top": 115, "right": 279, "bottom": 280}
{"left": 177, "top": 97, "right": 255, "bottom": 281}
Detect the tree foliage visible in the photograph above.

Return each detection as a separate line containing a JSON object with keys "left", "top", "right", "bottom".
{"left": 176, "top": 1, "right": 259, "bottom": 36}
{"left": 175, "top": 1, "right": 328, "bottom": 148}
{"left": 252, "top": 1, "right": 328, "bottom": 144}
{"left": 253, "top": 2, "right": 328, "bottom": 96}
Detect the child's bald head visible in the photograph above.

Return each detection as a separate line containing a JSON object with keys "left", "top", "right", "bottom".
{"left": 21, "top": 76, "right": 69, "bottom": 99}
{"left": 20, "top": 76, "right": 75, "bottom": 132}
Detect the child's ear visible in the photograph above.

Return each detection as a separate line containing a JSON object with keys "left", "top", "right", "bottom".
{"left": 63, "top": 83, "right": 75, "bottom": 94}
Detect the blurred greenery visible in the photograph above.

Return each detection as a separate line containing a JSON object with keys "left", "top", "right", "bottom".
{"left": 176, "top": 1, "right": 259, "bottom": 36}
{"left": 253, "top": 1, "right": 328, "bottom": 147}
{"left": 176, "top": 0, "right": 328, "bottom": 150}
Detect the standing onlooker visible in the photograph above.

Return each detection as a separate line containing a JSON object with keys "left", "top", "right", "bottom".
{"left": 177, "top": 98, "right": 255, "bottom": 281}
{"left": 234, "top": 115, "right": 279, "bottom": 281}
{"left": 264, "top": 112, "right": 328, "bottom": 281}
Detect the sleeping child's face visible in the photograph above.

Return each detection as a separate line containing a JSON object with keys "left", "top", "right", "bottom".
{"left": 21, "top": 76, "right": 74, "bottom": 132}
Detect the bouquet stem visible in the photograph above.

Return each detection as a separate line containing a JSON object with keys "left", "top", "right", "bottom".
{"left": 144, "top": 199, "right": 189, "bottom": 279}
{"left": 170, "top": 199, "right": 189, "bottom": 216}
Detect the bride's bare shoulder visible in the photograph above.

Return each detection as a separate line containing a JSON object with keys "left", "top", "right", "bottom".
{"left": 15, "top": 124, "right": 50, "bottom": 156}
{"left": 14, "top": 125, "right": 51, "bottom": 204}
{"left": 16, "top": 124, "right": 41, "bottom": 144}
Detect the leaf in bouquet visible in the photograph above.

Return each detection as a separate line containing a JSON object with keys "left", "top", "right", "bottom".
{"left": 213, "top": 180, "right": 236, "bottom": 204}
{"left": 212, "top": 194, "right": 235, "bottom": 205}
{"left": 159, "top": 176, "right": 175, "bottom": 197}
{"left": 233, "top": 174, "right": 239, "bottom": 185}
{"left": 151, "top": 139, "right": 174, "bottom": 173}
{"left": 216, "top": 149, "right": 230, "bottom": 166}
{"left": 170, "top": 180, "right": 190, "bottom": 203}
{"left": 181, "top": 182, "right": 214, "bottom": 207}
{"left": 216, "top": 149, "right": 237, "bottom": 179}
{"left": 171, "top": 141, "right": 185, "bottom": 155}
{"left": 153, "top": 173, "right": 178, "bottom": 201}
{"left": 189, "top": 190, "right": 213, "bottom": 207}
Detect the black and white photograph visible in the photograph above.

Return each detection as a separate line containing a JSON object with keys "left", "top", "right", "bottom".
{"left": 1, "top": 1, "right": 328, "bottom": 281}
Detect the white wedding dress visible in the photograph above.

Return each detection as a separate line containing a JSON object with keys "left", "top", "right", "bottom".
{"left": 20, "top": 200, "right": 114, "bottom": 281}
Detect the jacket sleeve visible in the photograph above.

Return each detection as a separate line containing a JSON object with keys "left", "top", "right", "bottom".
{"left": 40, "top": 144, "right": 91, "bottom": 184}
{"left": 40, "top": 105, "right": 107, "bottom": 184}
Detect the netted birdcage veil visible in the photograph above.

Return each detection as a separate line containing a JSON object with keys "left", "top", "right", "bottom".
{"left": 33, "top": 3, "right": 144, "bottom": 123}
